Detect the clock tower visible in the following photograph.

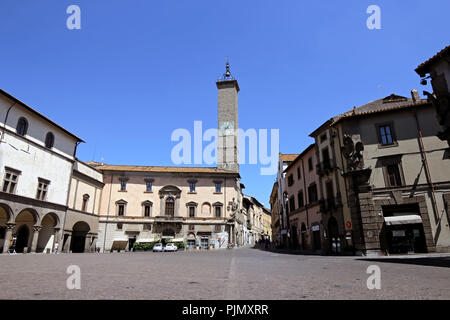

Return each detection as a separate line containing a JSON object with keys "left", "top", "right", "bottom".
{"left": 217, "top": 59, "right": 239, "bottom": 173}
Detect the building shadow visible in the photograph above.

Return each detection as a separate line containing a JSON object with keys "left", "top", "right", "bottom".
{"left": 358, "top": 257, "right": 450, "bottom": 268}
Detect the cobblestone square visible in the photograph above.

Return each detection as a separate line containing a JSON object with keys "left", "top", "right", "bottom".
{"left": 0, "top": 248, "right": 449, "bottom": 300}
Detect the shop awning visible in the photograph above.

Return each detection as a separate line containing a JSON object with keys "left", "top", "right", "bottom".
{"left": 384, "top": 215, "right": 422, "bottom": 226}
{"left": 136, "top": 238, "right": 158, "bottom": 243}
{"left": 169, "top": 238, "right": 184, "bottom": 242}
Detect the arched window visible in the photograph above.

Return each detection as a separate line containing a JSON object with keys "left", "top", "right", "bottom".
{"left": 16, "top": 117, "right": 28, "bottom": 136}
{"left": 82, "top": 194, "right": 90, "bottom": 212}
{"left": 165, "top": 197, "right": 174, "bottom": 216}
{"left": 45, "top": 132, "right": 55, "bottom": 149}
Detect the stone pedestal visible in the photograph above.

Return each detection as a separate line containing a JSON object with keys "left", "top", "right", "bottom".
{"left": 345, "top": 168, "right": 384, "bottom": 256}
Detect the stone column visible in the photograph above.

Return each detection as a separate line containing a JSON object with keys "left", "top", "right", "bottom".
{"left": 91, "top": 237, "right": 97, "bottom": 253}
{"left": 2, "top": 223, "right": 16, "bottom": 253}
{"left": 52, "top": 228, "right": 60, "bottom": 253}
{"left": 30, "top": 226, "right": 42, "bottom": 253}
{"left": 63, "top": 233, "right": 72, "bottom": 253}
{"left": 84, "top": 235, "right": 91, "bottom": 253}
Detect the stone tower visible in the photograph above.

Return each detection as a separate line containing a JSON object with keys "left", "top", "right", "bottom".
{"left": 217, "top": 59, "right": 239, "bottom": 172}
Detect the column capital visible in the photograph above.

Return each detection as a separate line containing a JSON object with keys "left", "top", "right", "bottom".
{"left": 33, "top": 225, "right": 42, "bottom": 232}
{"left": 5, "top": 223, "right": 16, "bottom": 230}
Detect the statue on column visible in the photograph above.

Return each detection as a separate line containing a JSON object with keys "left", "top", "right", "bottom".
{"left": 342, "top": 135, "right": 365, "bottom": 171}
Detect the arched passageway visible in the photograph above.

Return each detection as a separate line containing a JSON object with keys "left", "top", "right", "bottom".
{"left": 70, "top": 221, "right": 90, "bottom": 253}
{"left": 14, "top": 210, "right": 37, "bottom": 253}
{"left": 37, "top": 213, "right": 58, "bottom": 253}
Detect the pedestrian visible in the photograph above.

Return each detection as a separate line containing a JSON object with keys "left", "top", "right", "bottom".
{"left": 54, "top": 242, "right": 58, "bottom": 254}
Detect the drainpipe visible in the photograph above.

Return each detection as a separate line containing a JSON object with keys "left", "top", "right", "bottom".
{"left": 301, "top": 158, "right": 309, "bottom": 243}
{"left": 102, "top": 173, "right": 114, "bottom": 253}
{"left": 1, "top": 102, "right": 17, "bottom": 142}
{"left": 413, "top": 111, "right": 440, "bottom": 230}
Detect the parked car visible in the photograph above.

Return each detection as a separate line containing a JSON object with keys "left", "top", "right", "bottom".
{"left": 163, "top": 243, "right": 178, "bottom": 252}
{"left": 152, "top": 243, "right": 164, "bottom": 252}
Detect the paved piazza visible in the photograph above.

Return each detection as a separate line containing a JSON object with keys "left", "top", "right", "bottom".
{"left": 0, "top": 248, "right": 449, "bottom": 300}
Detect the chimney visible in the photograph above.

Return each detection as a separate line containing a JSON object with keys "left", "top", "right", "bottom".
{"left": 411, "top": 89, "right": 421, "bottom": 103}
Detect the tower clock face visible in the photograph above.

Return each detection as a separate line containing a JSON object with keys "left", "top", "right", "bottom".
{"left": 219, "top": 121, "right": 235, "bottom": 136}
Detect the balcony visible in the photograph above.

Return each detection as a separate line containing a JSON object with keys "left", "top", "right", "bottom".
{"left": 154, "top": 216, "right": 184, "bottom": 223}
{"left": 316, "top": 159, "right": 336, "bottom": 176}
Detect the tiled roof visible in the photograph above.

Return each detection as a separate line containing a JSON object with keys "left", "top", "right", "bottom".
{"left": 415, "top": 45, "right": 450, "bottom": 76}
{"left": 279, "top": 154, "right": 299, "bottom": 162}
{"left": 331, "top": 94, "right": 428, "bottom": 125}
{"left": 94, "top": 164, "right": 238, "bottom": 174}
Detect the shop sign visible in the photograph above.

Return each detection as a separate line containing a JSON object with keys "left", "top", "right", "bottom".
{"left": 311, "top": 225, "right": 320, "bottom": 232}
{"left": 392, "top": 230, "right": 406, "bottom": 237}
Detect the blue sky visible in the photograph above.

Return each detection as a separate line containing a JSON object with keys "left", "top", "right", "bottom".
{"left": 0, "top": 0, "right": 449, "bottom": 206}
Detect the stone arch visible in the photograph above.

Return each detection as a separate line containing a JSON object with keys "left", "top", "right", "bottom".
{"left": 14, "top": 209, "right": 39, "bottom": 252}
{"left": 158, "top": 185, "right": 182, "bottom": 198}
{"left": 37, "top": 212, "right": 59, "bottom": 253}
{"left": 0, "top": 203, "right": 13, "bottom": 225}
{"left": 70, "top": 221, "right": 91, "bottom": 253}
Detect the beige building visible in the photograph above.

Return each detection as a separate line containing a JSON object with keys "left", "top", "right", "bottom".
{"left": 284, "top": 144, "right": 323, "bottom": 252}
{"left": 269, "top": 182, "right": 280, "bottom": 246}
{"left": 92, "top": 165, "right": 241, "bottom": 251}
{"left": 262, "top": 207, "right": 272, "bottom": 242}
{"left": 310, "top": 91, "right": 450, "bottom": 255}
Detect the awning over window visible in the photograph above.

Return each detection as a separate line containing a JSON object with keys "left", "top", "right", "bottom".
{"left": 384, "top": 215, "right": 422, "bottom": 226}
{"left": 136, "top": 238, "right": 158, "bottom": 243}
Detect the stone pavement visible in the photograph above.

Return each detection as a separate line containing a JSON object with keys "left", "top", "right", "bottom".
{"left": 0, "top": 247, "right": 448, "bottom": 299}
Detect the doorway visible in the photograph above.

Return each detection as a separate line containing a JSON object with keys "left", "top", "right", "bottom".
{"left": 16, "top": 225, "right": 29, "bottom": 253}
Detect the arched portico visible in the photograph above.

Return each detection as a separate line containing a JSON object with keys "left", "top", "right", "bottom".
{"left": 37, "top": 213, "right": 60, "bottom": 253}
{"left": 14, "top": 209, "right": 39, "bottom": 253}
{"left": 0, "top": 204, "right": 13, "bottom": 253}
{"left": 70, "top": 221, "right": 91, "bottom": 253}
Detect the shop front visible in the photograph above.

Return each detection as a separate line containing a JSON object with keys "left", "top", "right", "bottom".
{"left": 383, "top": 215, "right": 427, "bottom": 254}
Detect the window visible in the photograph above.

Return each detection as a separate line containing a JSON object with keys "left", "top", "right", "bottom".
{"left": 325, "top": 181, "right": 334, "bottom": 208}
{"left": 143, "top": 224, "right": 151, "bottom": 231}
{"left": 118, "top": 204, "right": 125, "bottom": 216}
{"left": 322, "top": 148, "right": 330, "bottom": 166}
{"left": 386, "top": 164, "right": 402, "bottom": 187}
{"left": 308, "top": 157, "right": 313, "bottom": 171}
{"left": 146, "top": 182, "right": 152, "bottom": 192}
{"left": 2, "top": 169, "right": 19, "bottom": 194}
{"left": 215, "top": 206, "right": 222, "bottom": 218}
{"left": 189, "top": 206, "right": 195, "bottom": 217}
{"left": 320, "top": 133, "right": 327, "bottom": 143}
{"left": 45, "top": 132, "right": 54, "bottom": 149}
{"left": 378, "top": 124, "right": 396, "bottom": 146}
{"left": 287, "top": 174, "right": 294, "bottom": 186}
{"left": 144, "top": 205, "right": 151, "bottom": 217}
{"left": 298, "top": 191, "right": 304, "bottom": 208}
{"left": 120, "top": 181, "right": 127, "bottom": 191}
{"left": 297, "top": 167, "right": 301, "bottom": 179}
{"left": 215, "top": 225, "right": 222, "bottom": 233}
{"left": 189, "top": 183, "right": 196, "bottom": 193}
{"left": 165, "top": 197, "right": 175, "bottom": 216}
{"left": 82, "top": 194, "right": 90, "bottom": 212}
{"left": 16, "top": 117, "right": 28, "bottom": 136}
{"left": 308, "top": 184, "right": 318, "bottom": 204}
{"left": 117, "top": 223, "right": 123, "bottom": 230}
{"left": 215, "top": 183, "right": 222, "bottom": 193}
{"left": 289, "top": 196, "right": 295, "bottom": 212}
{"left": 36, "top": 179, "right": 50, "bottom": 200}
{"left": 188, "top": 224, "right": 195, "bottom": 231}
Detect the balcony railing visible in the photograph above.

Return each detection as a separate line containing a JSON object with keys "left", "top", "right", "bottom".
{"left": 154, "top": 216, "right": 184, "bottom": 223}
{"left": 316, "top": 159, "right": 336, "bottom": 176}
